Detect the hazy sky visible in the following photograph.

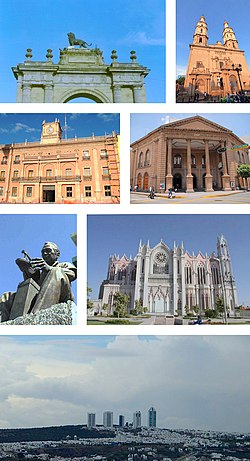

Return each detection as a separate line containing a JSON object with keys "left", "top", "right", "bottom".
{"left": 0, "top": 214, "right": 77, "bottom": 298}
{"left": 0, "top": 113, "right": 120, "bottom": 145}
{"left": 0, "top": 335, "right": 249, "bottom": 433}
{"left": 130, "top": 113, "right": 250, "bottom": 144}
{"left": 0, "top": 0, "right": 165, "bottom": 102}
{"left": 177, "top": 0, "right": 250, "bottom": 76}
{"left": 87, "top": 214, "right": 250, "bottom": 305}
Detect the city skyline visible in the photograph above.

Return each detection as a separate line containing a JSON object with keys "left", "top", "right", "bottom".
{"left": 0, "top": 335, "right": 249, "bottom": 433}
{"left": 87, "top": 214, "right": 250, "bottom": 305}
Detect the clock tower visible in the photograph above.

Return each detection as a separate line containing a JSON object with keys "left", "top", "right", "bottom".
{"left": 40, "top": 119, "right": 63, "bottom": 144}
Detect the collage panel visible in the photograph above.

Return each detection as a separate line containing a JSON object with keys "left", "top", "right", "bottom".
{"left": 130, "top": 113, "right": 250, "bottom": 204}
{"left": 0, "top": 113, "right": 120, "bottom": 204}
{"left": 87, "top": 213, "right": 250, "bottom": 326}
{"left": 0, "top": 335, "right": 249, "bottom": 459}
{"left": 176, "top": 0, "right": 250, "bottom": 103}
{"left": 0, "top": 214, "right": 77, "bottom": 325}
{"left": 0, "top": 0, "right": 166, "bottom": 104}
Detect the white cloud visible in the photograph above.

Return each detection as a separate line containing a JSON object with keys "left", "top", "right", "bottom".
{"left": 176, "top": 66, "right": 187, "bottom": 77}
{"left": 122, "top": 31, "right": 165, "bottom": 46}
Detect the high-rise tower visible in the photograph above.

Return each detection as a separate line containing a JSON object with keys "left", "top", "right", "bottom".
{"left": 148, "top": 407, "right": 157, "bottom": 427}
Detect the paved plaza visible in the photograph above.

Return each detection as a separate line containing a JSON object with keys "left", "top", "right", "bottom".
{"left": 130, "top": 190, "right": 250, "bottom": 204}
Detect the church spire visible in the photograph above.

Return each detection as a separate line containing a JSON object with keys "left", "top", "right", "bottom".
{"left": 193, "top": 15, "right": 208, "bottom": 46}
{"left": 223, "top": 21, "right": 239, "bottom": 49}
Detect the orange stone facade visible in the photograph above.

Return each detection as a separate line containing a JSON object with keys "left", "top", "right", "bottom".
{"left": 0, "top": 120, "right": 120, "bottom": 204}
{"left": 184, "top": 16, "right": 250, "bottom": 98}
{"left": 130, "top": 116, "right": 250, "bottom": 193}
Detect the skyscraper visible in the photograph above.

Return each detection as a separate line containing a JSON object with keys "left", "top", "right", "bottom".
{"left": 87, "top": 413, "right": 96, "bottom": 428}
{"left": 148, "top": 407, "right": 157, "bottom": 427}
{"left": 133, "top": 411, "right": 141, "bottom": 428}
{"left": 103, "top": 411, "right": 113, "bottom": 428}
{"left": 119, "top": 415, "right": 125, "bottom": 427}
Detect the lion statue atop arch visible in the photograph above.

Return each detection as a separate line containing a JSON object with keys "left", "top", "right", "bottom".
{"left": 67, "top": 32, "right": 92, "bottom": 48}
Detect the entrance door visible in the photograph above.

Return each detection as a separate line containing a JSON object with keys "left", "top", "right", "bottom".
{"left": 173, "top": 173, "right": 182, "bottom": 190}
{"left": 154, "top": 296, "right": 165, "bottom": 313}
{"left": 43, "top": 186, "right": 55, "bottom": 202}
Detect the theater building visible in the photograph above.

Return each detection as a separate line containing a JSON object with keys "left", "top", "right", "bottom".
{"left": 130, "top": 115, "right": 250, "bottom": 192}
{"left": 182, "top": 16, "right": 250, "bottom": 99}
{"left": 98, "top": 235, "right": 238, "bottom": 316}
{"left": 0, "top": 119, "right": 120, "bottom": 203}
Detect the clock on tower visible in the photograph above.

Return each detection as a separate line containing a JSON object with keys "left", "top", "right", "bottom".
{"left": 40, "top": 119, "right": 63, "bottom": 144}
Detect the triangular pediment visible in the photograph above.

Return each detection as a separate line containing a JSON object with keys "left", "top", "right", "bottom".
{"left": 164, "top": 116, "right": 232, "bottom": 133}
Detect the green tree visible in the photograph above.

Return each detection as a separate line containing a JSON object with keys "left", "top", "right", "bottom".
{"left": 215, "top": 296, "right": 227, "bottom": 323}
{"left": 113, "top": 292, "right": 129, "bottom": 318}
{"left": 176, "top": 76, "right": 185, "bottom": 85}
{"left": 87, "top": 284, "right": 93, "bottom": 310}
{"left": 237, "top": 164, "right": 250, "bottom": 179}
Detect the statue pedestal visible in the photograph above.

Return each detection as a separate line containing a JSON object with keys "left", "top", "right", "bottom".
{"left": 9, "top": 278, "right": 40, "bottom": 320}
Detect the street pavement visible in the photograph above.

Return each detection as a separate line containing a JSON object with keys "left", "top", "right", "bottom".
{"left": 130, "top": 190, "right": 250, "bottom": 204}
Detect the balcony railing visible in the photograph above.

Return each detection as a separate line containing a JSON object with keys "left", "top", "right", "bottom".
{"left": 83, "top": 175, "right": 92, "bottom": 180}
{"left": 1, "top": 161, "right": 7, "bottom": 165}
{"left": 0, "top": 177, "right": 6, "bottom": 181}
{"left": 11, "top": 175, "right": 82, "bottom": 182}
{"left": 102, "top": 174, "right": 111, "bottom": 180}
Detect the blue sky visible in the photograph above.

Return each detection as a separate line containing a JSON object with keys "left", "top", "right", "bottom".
{"left": 0, "top": 335, "right": 249, "bottom": 433}
{"left": 130, "top": 113, "right": 250, "bottom": 144}
{"left": 0, "top": 214, "right": 77, "bottom": 298}
{"left": 177, "top": 0, "right": 250, "bottom": 76}
{"left": 87, "top": 214, "right": 250, "bottom": 305}
{"left": 0, "top": 113, "right": 120, "bottom": 144}
{"left": 0, "top": 0, "right": 165, "bottom": 103}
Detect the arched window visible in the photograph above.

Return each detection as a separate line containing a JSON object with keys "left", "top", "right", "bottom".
{"left": 191, "top": 155, "right": 196, "bottom": 166}
{"left": 144, "top": 149, "right": 150, "bottom": 166}
{"left": 174, "top": 155, "right": 182, "bottom": 167}
{"left": 138, "top": 152, "right": 143, "bottom": 168}
{"left": 202, "top": 155, "right": 206, "bottom": 166}
{"left": 185, "top": 266, "right": 192, "bottom": 284}
{"left": 198, "top": 265, "right": 206, "bottom": 285}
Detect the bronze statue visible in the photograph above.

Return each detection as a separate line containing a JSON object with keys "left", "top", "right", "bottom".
{"left": 0, "top": 242, "right": 77, "bottom": 322}
{"left": 67, "top": 32, "right": 92, "bottom": 48}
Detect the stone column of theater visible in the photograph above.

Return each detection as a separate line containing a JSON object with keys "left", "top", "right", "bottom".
{"left": 22, "top": 83, "right": 31, "bottom": 103}
{"left": 132, "top": 147, "right": 138, "bottom": 188}
{"left": 112, "top": 85, "right": 122, "bottom": 103}
{"left": 44, "top": 84, "right": 53, "bottom": 103}
{"left": 34, "top": 158, "right": 40, "bottom": 203}
{"left": 56, "top": 158, "right": 62, "bottom": 203}
{"left": 165, "top": 138, "right": 173, "bottom": 190}
{"left": 186, "top": 139, "right": 194, "bottom": 192}
{"left": 143, "top": 248, "right": 150, "bottom": 309}
{"left": 134, "top": 244, "right": 143, "bottom": 306}
{"left": 221, "top": 141, "right": 231, "bottom": 190}
{"left": 133, "top": 85, "right": 144, "bottom": 103}
{"left": 204, "top": 139, "right": 213, "bottom": 191}
{"left": 156, "top": 134, "right": 167, "bottom": 191}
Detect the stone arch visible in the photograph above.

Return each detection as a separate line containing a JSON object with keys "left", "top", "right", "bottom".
{"left": 229, "top": 75, "right": 238, "bottom": 92}
{"left": 58, "top": 88, "right": 112, "bottom": 103}
{"left": 137, "top": 173, "right": 142, "bottom": 189}
{"left": 138, "top": 152, "right": 144, "bottom": 168}
{"left": 197, "top": 78, "right": 205, "bottom": 94}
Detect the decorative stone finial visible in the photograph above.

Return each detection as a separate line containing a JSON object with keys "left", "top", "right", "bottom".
{"left": 25, "top": 48, "right": 33, "bottom": 61}
{"left": 130, "top": 50, "right": 137, "bottom": 62}
{"left": 111, "top": 50, "right": 118, "bottom": 62}
{"left": 46, "top": 49, "right": 53, "bottom": 61}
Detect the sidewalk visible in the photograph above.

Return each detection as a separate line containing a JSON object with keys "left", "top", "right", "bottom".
{"left": 132, "top": 189, "right": 246, "bottom": 200}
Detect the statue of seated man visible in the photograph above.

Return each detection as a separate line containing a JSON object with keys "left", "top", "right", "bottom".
{"left": 0, "top": 242, "right": 77, "bottom": 322}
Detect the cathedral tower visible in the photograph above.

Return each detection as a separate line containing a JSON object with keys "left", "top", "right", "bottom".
{"left": 217, "top": 235, "right": 238, "bottom": 313}
{"left": 193, "top": 15, "right": 208, "bottom": 46}
{"left": 223, "top": 21, "right": 239, "bottom": 49}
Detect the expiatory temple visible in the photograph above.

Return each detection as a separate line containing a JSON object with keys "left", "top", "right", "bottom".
{"left": 98, "top": 235, "right": 238, "bottom": 316}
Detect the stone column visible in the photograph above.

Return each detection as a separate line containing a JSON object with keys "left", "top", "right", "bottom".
{"left": 112, "top": 85, "right": 122, "bottom": 103}
{"left": 181, "top": 253, "right": 186, "bottom": 316}
{"left": 186, "top": 138, "right": 194, "bottom": 192}
{"left": 165, "top": 138, "right": 173, "bottom": 190}
{"left": 22, "top": 83, "right": 31, "bottom": 103}
{"left": 44, "top": 84, "right": 53, "bottom": 103}
{"left": 17, "top": 76, "right": 23, "bottom": 103}
{"left": 173, "top": 250, "right": 178, "bottom": 315}
{"left": 221, "top": 141, "right": 231, "bottom": 190}
{"left": 204, "top": 139, "right": 213, "bottom": 191}
{"left": 133, "top": 85, "right": 144, "bottom": 103}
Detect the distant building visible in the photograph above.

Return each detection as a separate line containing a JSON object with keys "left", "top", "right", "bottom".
{"left": 133, "top": 411, "right": 142, "bottom": 428}
{"left": 87, "top": 413, "right": 96, "bottom": 428}
{"left": 103, "top": 411, "right": 113, "bottom": 428}
{"left": 148, "top": 407, "right": 157, "bottom": 427}
{"left": 0, "top": 119, "right": 120, "bottom": 204}
{"left": 182, "top": 16, "right": 250, "bottom": 100}
{"left": 119, "top": 415, "right": 125, "bottom": 427}
{"left": 98, "top": 234, "right": 238, "bottom": 316}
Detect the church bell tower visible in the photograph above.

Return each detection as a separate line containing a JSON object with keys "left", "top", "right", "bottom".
{"left": 223, "top": 21, "right": 239, "bottom": 49}
{"left": 193, "top": 15, "right": 208, "bottom": 46}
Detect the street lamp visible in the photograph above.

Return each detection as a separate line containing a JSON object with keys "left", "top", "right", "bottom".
{"left": 232, "top": 63, "right": 243, "bottom": 92}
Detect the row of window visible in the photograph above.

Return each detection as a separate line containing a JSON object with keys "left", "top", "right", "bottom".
{"left": 0, "top": 166, "right": 110, "bottom": 180}
{"left": 1, "top": 149, "right": 109, "bottom": 164}
{"left": 138, "top": 150, "right": 151, "bottom": 168}
{"left": 0, "top": 185, "right": 112, "bottom": 198}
